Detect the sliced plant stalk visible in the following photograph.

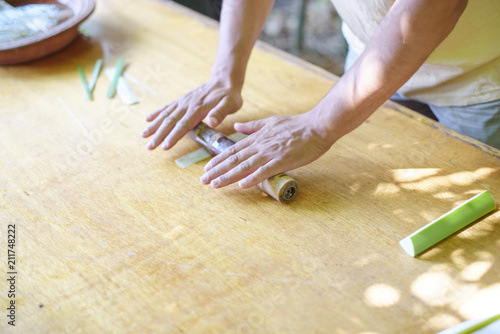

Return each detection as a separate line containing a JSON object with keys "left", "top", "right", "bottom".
{"left": 106, "top": 57, "right": 125, "bottom": 99}
{"left": 438, "top": 313, "right": 500, "bottom": 334}
{"left": 228, "top": 132, "right": 247, "bottom": 142}
{"left": 88, "top": 58, "right": 103, "bottom": 91}
{"left": 456, "top": 313, "right": 500, "bottom": 334}
{"left": 175, "top": 148, "right": 211, "bottom": 168}
{"left": 105, "top": 67, "right": 138, "bottom": 105}
{"left": 175, "top": 132, "right": 247, "bottom": 168}
{"left": 187, "top": 122, "right": 298, "bottom": 204}
{"left": 400, "top": 190, "right": 496, "bottom": 257}
{"left": 77, "top": 65, "right": 92, "bottom": 100}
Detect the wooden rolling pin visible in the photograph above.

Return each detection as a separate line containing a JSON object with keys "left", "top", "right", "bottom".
{"left": 187, "top": 122, "right": 298, "bottom": 203}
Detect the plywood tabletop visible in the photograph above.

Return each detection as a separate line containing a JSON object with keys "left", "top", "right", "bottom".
{"left": 0, "top": 0, "right": 499, "bottom": 333}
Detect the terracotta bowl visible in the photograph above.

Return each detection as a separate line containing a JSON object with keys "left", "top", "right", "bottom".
{"left": 0, "top": 0, "right": 95, "bottom": 65}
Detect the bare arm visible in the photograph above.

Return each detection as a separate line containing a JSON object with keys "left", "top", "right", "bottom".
{"left": 210, "top": 0, "right": 275, "bottom": 98}
{"left": 202, "top": 0, "right": 468, "bottom": 189}
{"left": 315, "top": 0, "right": 468, "bottom": 142}
{"left": 142, "top": 0, "right": 275, "bottom": 150}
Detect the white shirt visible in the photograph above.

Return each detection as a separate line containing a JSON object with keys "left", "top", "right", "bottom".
{"left": 331, "top": 0, "right": 500, "bottom": 106}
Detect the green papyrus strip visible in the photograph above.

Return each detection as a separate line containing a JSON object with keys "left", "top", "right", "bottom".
{"left": 400, "top": 190, "right": 496, "bottom": 257}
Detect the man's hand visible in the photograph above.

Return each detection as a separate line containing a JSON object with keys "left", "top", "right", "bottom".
{"left": 200, "top": 111, "right": 334, "bottom": 189}
{"left": 141, "top": 78, "right": 242, "bottom": 150}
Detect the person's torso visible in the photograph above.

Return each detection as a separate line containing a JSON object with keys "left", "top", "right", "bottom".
{"left": 331, "top": 0, "right": 500, "bottom": 106}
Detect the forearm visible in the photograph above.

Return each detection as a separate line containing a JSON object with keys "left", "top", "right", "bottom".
{"left": 315, "top": 0, "right": 468, "bottom": 143}
{"left": 142, "top": 0, "right": 275, "bottom": 150}
{"left": 198, "top": 0, "right": 470, "bottom": 190}
{"left": 211, "top": 0, "right": 275, "bottom": 90}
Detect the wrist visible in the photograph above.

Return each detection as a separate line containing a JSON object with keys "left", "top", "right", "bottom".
{"left": 307, "top": 73, "right": 387, "bottom": 146}
{"left": 306, "top": 92, "right": 354, "bottom": 146}
{"left": 210, "top": 61, "right": 245, "bottom": 92}
{"left": 300, "top": 107, "right": 340, "bottom": 150}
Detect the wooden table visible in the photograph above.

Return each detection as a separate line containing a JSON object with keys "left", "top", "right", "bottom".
{"left": 1, "top": 0, "right": 499, "bottom": 333}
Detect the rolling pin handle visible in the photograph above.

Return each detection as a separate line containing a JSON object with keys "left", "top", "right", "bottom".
{"left": 189, "top": 122, "right": 299, "bottom": 203}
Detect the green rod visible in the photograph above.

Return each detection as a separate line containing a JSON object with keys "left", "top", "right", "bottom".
{"left": 106, "top": 57, "right": 125, "bottom": 98}
{"left": 77, "top": 66, "right": 92, "bottom": 100}
{"left": 457, "top": 313, "right": 500, "bottom": 334}
{"left": 400, "top": 190, "right": 496, "bottom": 257}
{"left": 88, "top": 58, "right": 103, "bottom": 92}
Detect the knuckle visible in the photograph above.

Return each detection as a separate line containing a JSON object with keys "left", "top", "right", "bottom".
{"left": 193, "top": 105, "right": 204, "bottom": 114}
{"left": 269, "top": 143, "right": 281, "bottom": 152}
{"left": 217, "top": 174, "right": 228, "bottom": 184}
{"left": 160, "top": 104, "right": 175, "bottom": 117}
{"left": 257, "top": 164, "right": 270, "bottom": 175}
{"left": 228, "top": 154, "right": 239, "bottom": 165}
{"left": 161, "top": 117, "right": 176, "bottom": 127}
{"left": 227, "top": 146, "right": 239, "bottom": 155}
{"left": 239, "top": 160, "right": 251, "bottom": 172}
{"left": 208, "top": 165, "right": 221, "bottom": 176}
{"left": 176, "top": 118, "right": 190, "bottom": 130}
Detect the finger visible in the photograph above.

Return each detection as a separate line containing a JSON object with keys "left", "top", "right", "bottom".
{"left": 142, "top": 104, "right": 177, "bottom": 138}
{"left": 145, "top": 103, "right": 172, "bottom": 122}
{"left": 161, "top": 106, "right": 206, "bottom": 150}
{"left": 147, "top": 112, "right": 183, "bottom": 150}
{"left": 234, "top": 119, "right": 266, "bottom": 135}
{"left": 206, "top": 95, "right": 240, "bottom": 128}
{"left": 203, "top": 137, "right": 255, "bottom": 172}
{"left": 207, "top": 153, "right": 266, "bottom": 188}
{"left": 200, "top": 148, "right": 259, "bottom": 185}
{"left": 238, "top": 161, "right": 280, "bottom": 189}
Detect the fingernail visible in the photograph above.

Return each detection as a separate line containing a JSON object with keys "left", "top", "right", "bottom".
{"left": 147, "top": 140, "right": 154, "bottom": 149}
{"left": 200, "top": 175, "right": 208, "bottom": 184}
{"left": 211, "top": 179, "right": 220, "bottom": 187}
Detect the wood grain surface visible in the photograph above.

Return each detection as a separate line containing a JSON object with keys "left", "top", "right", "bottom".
{"left": 0, "top": 0, "right": 499, "bottom": 333}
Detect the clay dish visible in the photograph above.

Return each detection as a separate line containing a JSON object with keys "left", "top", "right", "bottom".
{"left": 0, "top": 0, "right": 95, "bottom": 65}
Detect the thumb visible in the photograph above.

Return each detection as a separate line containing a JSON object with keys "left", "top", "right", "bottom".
{"left": 206, "top": 95, "right": 241, "bottom": 128}
{"left": 234, "top": 118, "right": 266, "bottom": 135}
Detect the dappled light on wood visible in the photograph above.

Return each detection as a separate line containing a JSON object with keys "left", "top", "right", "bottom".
{"left": 390, "top": 167, "right": 496, "bottom": 193}
{"left": 0, "top": 0, "right": 498, "bottom": 332}
{"left": 363, "top": 283, "right": 401, "bottom": 308}
{"left": 461, "top": 259, "right": 493, "bottom": 282}
{"left": 425, "top": 313, "right": 461, "bottom": 333}
{"left": 411, "top": 271, "right": 461, "bottom": 307}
